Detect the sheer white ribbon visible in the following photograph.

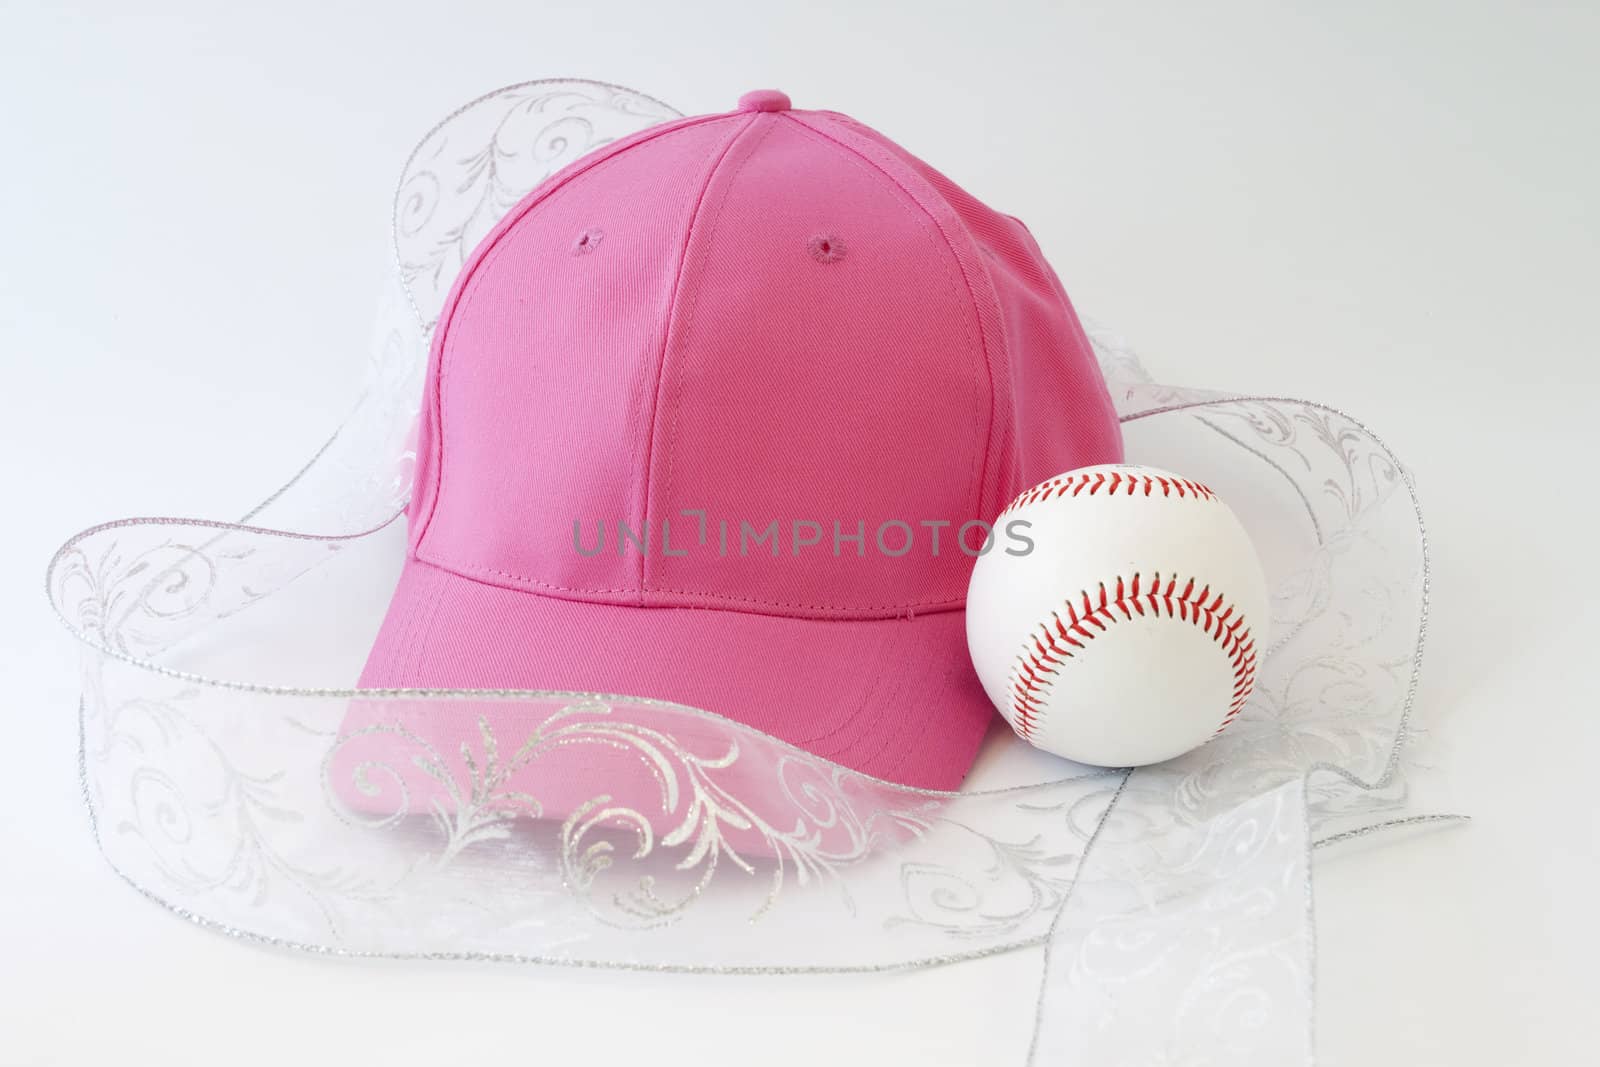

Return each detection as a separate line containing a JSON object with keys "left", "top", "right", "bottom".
{"left": 47, "top": 79, "right": 1453, "bottom": 1064}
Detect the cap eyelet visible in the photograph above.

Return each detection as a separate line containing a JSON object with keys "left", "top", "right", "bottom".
{"left": 808, "top": 234, "right": 845, "bottom": 263}
{"left": 572, "top": 228, "right": 604, "bottom": 255}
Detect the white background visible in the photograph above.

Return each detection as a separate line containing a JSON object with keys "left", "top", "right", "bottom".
{"left": 2, "top": 1, "right": 1596, "bottom": 1063}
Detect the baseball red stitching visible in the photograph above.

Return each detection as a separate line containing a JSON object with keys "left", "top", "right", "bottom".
{"left": 1007, "top": 571, "right": 1258, "bottom": 747}
{"left": 999, "top": 470, "right": 1217, "bottom": 518}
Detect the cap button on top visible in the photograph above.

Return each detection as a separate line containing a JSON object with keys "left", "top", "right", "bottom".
{"left": 737, "top": 89, "right": 791, "bottom": 113}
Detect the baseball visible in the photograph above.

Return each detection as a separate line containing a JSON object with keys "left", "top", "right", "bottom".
{"left": 966, "top": 464, "right": 1269, "bottom": 767}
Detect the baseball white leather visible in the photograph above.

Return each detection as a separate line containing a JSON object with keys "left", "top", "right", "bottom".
{"left": 965, "top": 463, "right": 1270, "bottom": 767}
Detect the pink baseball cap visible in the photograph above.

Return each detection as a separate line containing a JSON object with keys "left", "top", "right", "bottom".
{"left": 358, "top": 89, "right": 1123, "bottom": 790}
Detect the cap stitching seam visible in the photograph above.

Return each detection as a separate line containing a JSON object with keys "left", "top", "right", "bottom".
{"left": 784, "top": 111, "right": 1000, "bottom": 526}
{"left": 652, "top": 117, "right": 785, "bottom": 592}
{"left": 409, "top": 549, "right": 966, "bottom": 615}
{"left": 416, "top": 113, "right": 723, "bottom": 550}
{"left": 778, "top": 114, "right": 985, "bottom": 517}
{"left": 634, "top": 113, "right": 765, "bottom": 603}
{"left": 648, "top": 113, "right": 977, "bottom": 612}
{"left": 417, "top": 114, "right": 732, "bottom": 559}
{"left": 646, "top": 112, "right": 972, "bottom": 614}
{"left": 436, "top": 120, "right": 721, "bottom": 555}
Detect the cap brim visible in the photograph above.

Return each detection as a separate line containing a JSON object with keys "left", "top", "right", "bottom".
{"left": 356, "top": 558, "right": 994, "bottom": 790}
